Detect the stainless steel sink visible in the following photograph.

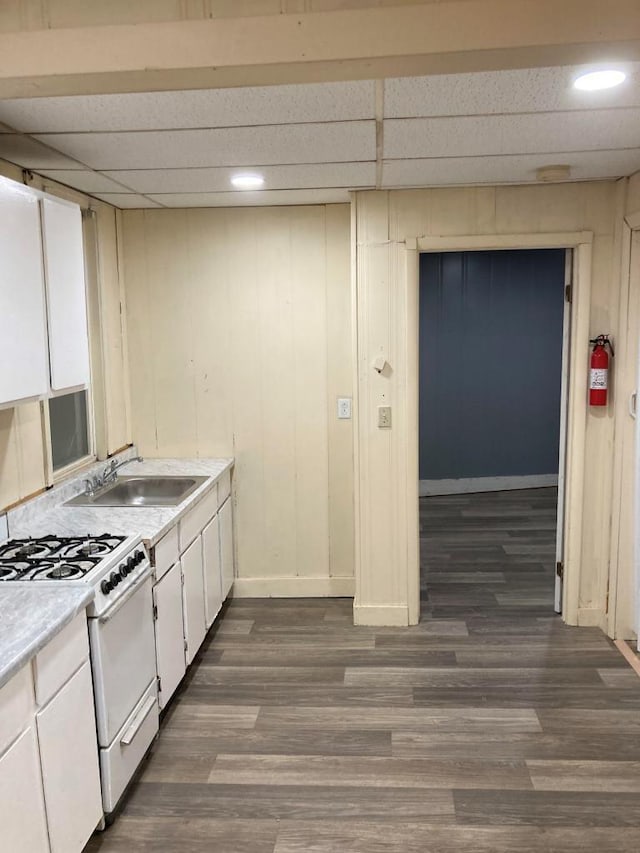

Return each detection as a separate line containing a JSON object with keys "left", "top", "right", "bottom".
{"left": 65, "top": 475, "right": 209, "bottom": 507}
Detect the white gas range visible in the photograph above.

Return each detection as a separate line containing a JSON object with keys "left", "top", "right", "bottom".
{"left": 0, "top": 532, "right": 159, "bottom": 817}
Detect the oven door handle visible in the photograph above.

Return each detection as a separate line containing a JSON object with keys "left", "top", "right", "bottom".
{"left": 97, "top": 565, "right": 154, "bottom": 623}
{"left": 120, "top": 695, "right": 157, "bottom": 746}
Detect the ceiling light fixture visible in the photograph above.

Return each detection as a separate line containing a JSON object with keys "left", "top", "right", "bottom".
{"left": 231, "top": 173, "right": 265, "bottom": 190}
{"left": 574, "top": 69, "right": 626, "bottom": 91}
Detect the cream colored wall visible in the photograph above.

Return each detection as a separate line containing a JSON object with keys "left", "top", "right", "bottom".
{"left": 0, "top": 159, "right": 130, "bottom": 512}
{"left": 120, "top": 204, "right": 354, "bottom": 596}
{"left": 354, "top": 182, "right": 622, "bottom": 628}
{"left": 609, "top": 171, "right": 640, "bottom": 639}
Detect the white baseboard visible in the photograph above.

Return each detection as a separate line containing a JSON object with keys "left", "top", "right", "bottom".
{"left": 231, "top": 575, "right": 355, "bottom": 598}
{"left": 419, "top": 473, "right": 559, "bottom": 497}
{"left": 353, "top": 604, "right": 410, "bottom": 626}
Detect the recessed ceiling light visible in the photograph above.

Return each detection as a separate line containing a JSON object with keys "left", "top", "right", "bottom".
{"left": 574, "top": 69, "right": 626, "bottom": 91}
{"left": 231, "top": 173, "right": 265, "bottom": 190}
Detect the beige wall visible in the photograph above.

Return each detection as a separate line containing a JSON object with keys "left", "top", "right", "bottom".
{"left": 0, "top": 159, "right": 130, "bottom": 511}
{"left": 609, "top": 171, "right": 640, "bottom": 639}
{"left": 354, "top": 182, "right": 625, "bottom": 628}
{"left": 121, "top": 204, "right": 354, "bottom": 596}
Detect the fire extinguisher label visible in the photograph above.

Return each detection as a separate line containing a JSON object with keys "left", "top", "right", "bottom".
{"left": 590, "top": 368, "right": 608, "bottom": 389}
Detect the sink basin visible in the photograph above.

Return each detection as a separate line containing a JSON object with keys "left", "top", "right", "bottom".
{"left": 65, "top": 475, "right": 209, "bottom": 507}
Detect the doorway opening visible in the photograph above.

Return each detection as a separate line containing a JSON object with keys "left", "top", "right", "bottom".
{"left": 418, "top": 248, "right": 570, "bottom": 621}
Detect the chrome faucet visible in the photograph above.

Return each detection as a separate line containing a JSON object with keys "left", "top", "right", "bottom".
{"left": 101, "top": 455, "right": 143, "bottom": 487}
{"left": 82, "top": 455, "right": 143, "bottom": 496}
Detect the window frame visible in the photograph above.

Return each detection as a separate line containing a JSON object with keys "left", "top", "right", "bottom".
{"left": 42, "top": 383, "right": 97, "bottom": 485}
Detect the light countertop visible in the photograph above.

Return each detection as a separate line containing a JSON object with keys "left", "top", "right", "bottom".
{"left": 9, "top": 457, "right": 234, "bottom": 547}
{"left": 0, "top": 586, "right": 94, "bottom": 689}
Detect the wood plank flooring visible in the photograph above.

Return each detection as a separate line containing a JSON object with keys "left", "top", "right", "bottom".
{"left": 85, "top": 488, "right": 640, "bottom": 853}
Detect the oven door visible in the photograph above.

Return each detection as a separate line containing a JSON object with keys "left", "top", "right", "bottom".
{"left": 88, "top": 569, "right": 157, "bottom": 746}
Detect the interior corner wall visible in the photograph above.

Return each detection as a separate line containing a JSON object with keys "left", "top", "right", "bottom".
{"left": 120, "top": 203, "right": 354, "bottom": 597}
{"left": 354, "top": 182, "right": 621, "bottom": 630}
{"left": 0, "top": 158, "right": 130, "bottom": 512}
{"left": 610, "top": 171, "right": 640, "bottom": 640}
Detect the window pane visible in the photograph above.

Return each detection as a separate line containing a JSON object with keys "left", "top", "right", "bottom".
{"left": 49, "top": 390, "right": 90, "bottom": 470}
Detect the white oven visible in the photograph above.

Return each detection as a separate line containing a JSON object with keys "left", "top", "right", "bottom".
{"left": 88, "top": 559, "right": 159, "bottom": 814}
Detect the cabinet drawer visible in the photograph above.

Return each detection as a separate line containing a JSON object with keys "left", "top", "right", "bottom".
{"left": 152, "top": 525, "right": 179, "bottom": 582}
{"left": 179, "top": 484, "right": 218, "bottom": 551}
{"left": 0, "top": 665, "right": 34, "bottom": 756}
{"left": 33, "top": 612, "right": 89, "bottom": 708}
{"left": 217, "top": 470, "right": 231, "bottom": 506}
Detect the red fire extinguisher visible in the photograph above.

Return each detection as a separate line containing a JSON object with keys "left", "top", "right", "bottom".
{"left": 589, "top": 335, "right": 614, "bottom": 407}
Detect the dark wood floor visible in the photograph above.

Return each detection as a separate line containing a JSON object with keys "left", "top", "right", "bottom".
{"left": 86, "top": 488, "right": 640, "bottom": 852}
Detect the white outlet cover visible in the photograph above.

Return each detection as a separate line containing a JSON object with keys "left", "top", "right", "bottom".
{"left": 337, "top": 397, "right": 352, "bottom": 419}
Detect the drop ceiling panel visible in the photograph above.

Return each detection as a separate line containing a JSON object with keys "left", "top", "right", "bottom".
{"left": 0, "top": 81, "right": 376, "bottom": 133}
{"left": 91, "top": 193, "right": 162, "bottom": 209}
{"left": 143, "top": 189, "right": 351, "bottom": 208}
{"left": 35, "top": 122, "right": 376, "bottom": 170}
{"left": 385, "top": 63, "right": 640, "bottom": 117}
{"left": 104, "top": 161, "right": 375, "bottom": 194}
{"left": 384, "top": 109, "right": 640, "bottom": 159}
{"left": 37, "top": 170, "right": 133, "bottom": 193}
{"left": 383, "top": 149, "right": 640, "bottom": 188}
{"left": 0, "top": 135, "right": 82, "bottom": 169}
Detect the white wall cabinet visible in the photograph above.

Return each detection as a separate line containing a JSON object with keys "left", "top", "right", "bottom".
{"left": 41, "top": 198, "right": 90, "bottom": 392}
{"left": 36, "top": 660, "right": 103, "bottom": 853}
{"left": 181, "top": 536, "right": 207, "bottom": 665}
{"left": 0, "top": 178, "right": 49, "bottom": 406}
{"left": 0, "top": 725, "right": 49, "bottom": 853}
{"left": 202, "top": 514, "right": 222, "bottom": 628}
{"left": 153, "top": 561, "right": 186, "bottom": 710}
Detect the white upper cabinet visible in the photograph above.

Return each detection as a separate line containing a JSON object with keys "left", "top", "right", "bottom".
{"left": 41, "top": 197, "right": 90, "bottom": 391}
{"left": 0, "top": 178, "right": 49, "bottom": 406}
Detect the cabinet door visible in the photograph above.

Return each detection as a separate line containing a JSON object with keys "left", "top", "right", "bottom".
{"left": 0, "top": 178, "right": 49, "bottom": 405}
{"left": 0, "top": 726, "right": 49, "bottom": 853}
{"left": 181, "top": 535, "right": 207, "bottom": 665}
{"left": 153, "top": 561, "right": 186, "bottom": 710}
{"left": 41, "top": 197, "right": 90, "bottom": 391}
{"left": 36, "top": 660, "right": 103, "bottom": 853}
{"left": 202, "top": 514, "right": 222, "bottom": 629}
{"left": 219, "top": 496, "right": 235, "bottom": 600}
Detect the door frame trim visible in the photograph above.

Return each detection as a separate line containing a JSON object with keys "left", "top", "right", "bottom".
{"left": 407, "top": 231, "right": 593, "bottom": 625}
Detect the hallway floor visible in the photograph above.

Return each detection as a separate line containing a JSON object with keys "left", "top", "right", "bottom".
{"left": 86, "top": 489, "right": 640, "bottom": 852}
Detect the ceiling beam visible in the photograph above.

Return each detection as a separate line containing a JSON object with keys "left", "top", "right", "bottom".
{"left": 1, "top": 0, "right": 639, "bottom": 98}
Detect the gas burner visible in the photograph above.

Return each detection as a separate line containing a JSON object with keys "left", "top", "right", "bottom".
{"left": 59, "top": 535, "right": 128, "bottom": 561}
{"left": 49, "top": 564, "right": 82, "bottom": 580}
{"left": 80, "top": 542, "right": 101, "bottom": 555}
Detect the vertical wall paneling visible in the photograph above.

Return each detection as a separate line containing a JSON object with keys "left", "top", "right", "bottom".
{"left": 121, "top": 204, "right": 354, "bottom": 596}
{"left": 355, "top": 183, "right": 615, "bottom": 628}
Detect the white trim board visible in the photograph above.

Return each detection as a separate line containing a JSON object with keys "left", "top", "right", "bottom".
{"left": 419, "top": 474, "right": 559, "bottom": 496}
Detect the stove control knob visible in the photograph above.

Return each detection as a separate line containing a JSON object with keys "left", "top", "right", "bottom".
{"left": 101, "top": 579, "right": 112, "bottom": 594}
{"left": 110, "top": 570, "right": 120, "bottom": 587}
{"left": 120, "top": 561, "right": 129, "bottom": 577}
{"left": 127, "top": 556, "right": 136, "bottom": 571}
{"left": 135, "top": 550, "right": 144, "bottom": 565}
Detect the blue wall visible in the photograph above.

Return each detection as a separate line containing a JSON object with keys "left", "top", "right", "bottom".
{"left": 419, "top": 249, "right": 565, "bottom": 481}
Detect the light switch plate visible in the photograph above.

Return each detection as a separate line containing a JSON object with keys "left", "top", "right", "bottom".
{"left": 378, "top": 405, "right": 392, "bottom": 429}
{"left": 337, "top": 397, "right": 352, "bottom": 419}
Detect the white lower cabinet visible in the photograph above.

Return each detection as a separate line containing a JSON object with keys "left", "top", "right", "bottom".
{"left": 219, "top": 496, "right": 234, "bottom": 600}
{"left": 202, "top": 514, "right": 222, "bottom": 628}
{"left": 150, "top": 471, "right": 235, "bottom": 709}
{"left": 181, "top": 536, "right": 207, "bottom": 664}
{"left": 0, "top": 725, "right": 49, "bottom": 853}
{"left": 153, "top": 561, "right": 186, "bottom": 710}
{"left": 36, "top": 659, "right": 103, "bottom": 853}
